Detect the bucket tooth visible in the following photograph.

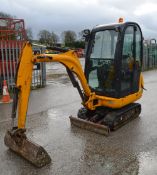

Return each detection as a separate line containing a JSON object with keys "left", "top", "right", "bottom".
{"left": 69, "top": 116, "right": 110, "bottom": 136}
{"left": 4, "top": 130, "right": 51, "bottom": 168}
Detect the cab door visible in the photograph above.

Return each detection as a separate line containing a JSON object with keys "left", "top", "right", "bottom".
{"left": 132, "top": 26, "right": 142, "bottom": 93}
{"left": 121, "top": 24, "right": 142, "bottom": 97}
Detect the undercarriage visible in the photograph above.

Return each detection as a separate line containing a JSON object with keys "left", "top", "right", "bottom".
{"left": 70, "top": 103, "right": 141, "bottom": 135}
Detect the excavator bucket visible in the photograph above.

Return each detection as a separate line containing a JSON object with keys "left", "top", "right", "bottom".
{"left": 4, "top": 130, "right": 51, "bottom": 167}
{"left": 69, "top": 116, "right": 110, "bottom": 136}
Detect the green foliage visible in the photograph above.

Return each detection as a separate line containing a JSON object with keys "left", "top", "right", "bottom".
{"left": 38, "top": 30, "right": 59, "bottom": 46}
{"left": 50, "top": 32, "right": 59, "bottom": 45}
{"left": 65, "top": 40, "right": 85, "bottom": 48}
{"left": 38, "top": 30, "right": 51, "bottom": 46}
{"left": 62, "top": 30, "right": 77, "bottom": 45}
{"left": 37, "top": 28, "right": 85, "bottom": 48}
{"left": 0, "top": 12, "right": 13, "bottom": 18}
{"left": 26, "top": 28, "right": 33, "bottom": 41}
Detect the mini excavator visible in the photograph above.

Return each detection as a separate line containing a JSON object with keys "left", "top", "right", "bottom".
{"left": 4, "top": 19, "right": 144, "bottom": 167}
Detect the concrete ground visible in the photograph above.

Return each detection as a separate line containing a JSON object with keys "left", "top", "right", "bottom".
{"left": 0, "top": 66, "right": 157, "bottom": 175}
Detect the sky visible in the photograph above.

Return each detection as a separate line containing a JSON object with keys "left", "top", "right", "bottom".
{"left": 0, "top": 0, "right": 157, "bottom": 39}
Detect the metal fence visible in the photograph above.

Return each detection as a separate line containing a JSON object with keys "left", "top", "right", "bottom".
{"left": 0, "top": 18, "right": 46, "bottom": 95}
{"left": 0, "top": 40, "right": 23, "bottom": 93}
{"left": 32, "top": 45, "right": 46, "bottom": 89}
{"left": 143, "top": 39, "right": 157, "bottom": 70}
{"left": 0, "top": 41, "right": 46, "bottom": 94}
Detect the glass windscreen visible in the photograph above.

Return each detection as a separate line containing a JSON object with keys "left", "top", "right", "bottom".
{"left": 87, "top": 30, "right": 118, "bottom": 95}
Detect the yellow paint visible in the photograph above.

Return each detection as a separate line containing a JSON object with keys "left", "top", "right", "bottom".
{"left": 16, "top": 42, "right": 34, "bottom": 128}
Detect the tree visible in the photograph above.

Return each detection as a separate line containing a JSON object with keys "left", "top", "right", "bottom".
{"left": 72, "top": 41, "right": 85, "bottom": 48}
{"left": 50, "top": 32, "right": 59, "bottom": 46}
{"left": 72, "top": 31, "right": 85, "bottom": 48}
{"left": 62, "top": 30, "right": 77, "bottom": 47}
{"left": 26, "top": 28, "right": 33, "bottom": 41}
{"left": 78, "top": 31, "right": 84, "bottom": 41}
{"left": 38, "top": 30, "right": 51, "bottom": 46}
{"left": 0, "top": 12, "right": 13, "bottom": 18}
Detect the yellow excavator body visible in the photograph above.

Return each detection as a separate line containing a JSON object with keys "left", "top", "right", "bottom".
{"left": 4, "top": 20, "right": 144, "bottom": 167}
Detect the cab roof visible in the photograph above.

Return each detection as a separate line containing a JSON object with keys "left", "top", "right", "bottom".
{"left": 92, "top": 22, "right": 140, "bottom": 32}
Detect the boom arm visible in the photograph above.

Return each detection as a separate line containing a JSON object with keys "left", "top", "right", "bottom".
{"left": 13, "top": 42, "right": 91, "bottom": 129}
{"left": 34, "top": 49, "right": 91, "bottom": 98}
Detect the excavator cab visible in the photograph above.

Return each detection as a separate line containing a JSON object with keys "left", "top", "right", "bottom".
{"left": 84, "top": 22, "right": 143, "bottom": 98}
{"left": 72, "top": 22, "right": 143, "bottom": 134}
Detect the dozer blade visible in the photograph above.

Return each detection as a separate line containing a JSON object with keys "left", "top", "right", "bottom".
{"left": 4, "top": 130, "right": 51, "bottom": 167}
{"left": 69, "top": 116, "right": 110, "bottom": 136}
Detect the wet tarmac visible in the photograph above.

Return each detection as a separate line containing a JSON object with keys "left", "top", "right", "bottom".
{"left": 0, "top": 68, "right": 157, "bottom": 175}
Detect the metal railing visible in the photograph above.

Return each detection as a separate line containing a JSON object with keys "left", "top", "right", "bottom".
{"left": 143, "top": 39, "right": 157, "bottom": 70}
{"left": 0, "top": 40, "right": 23, "bottom": 92}
{"left": 0, "top": 41, "right": 46, "bottom": 94}
{"left": 32, "top": 45, "right": 46, "bottom": 89}
{"left": 0, "top": 18, "right": 46, "bottom": 94}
